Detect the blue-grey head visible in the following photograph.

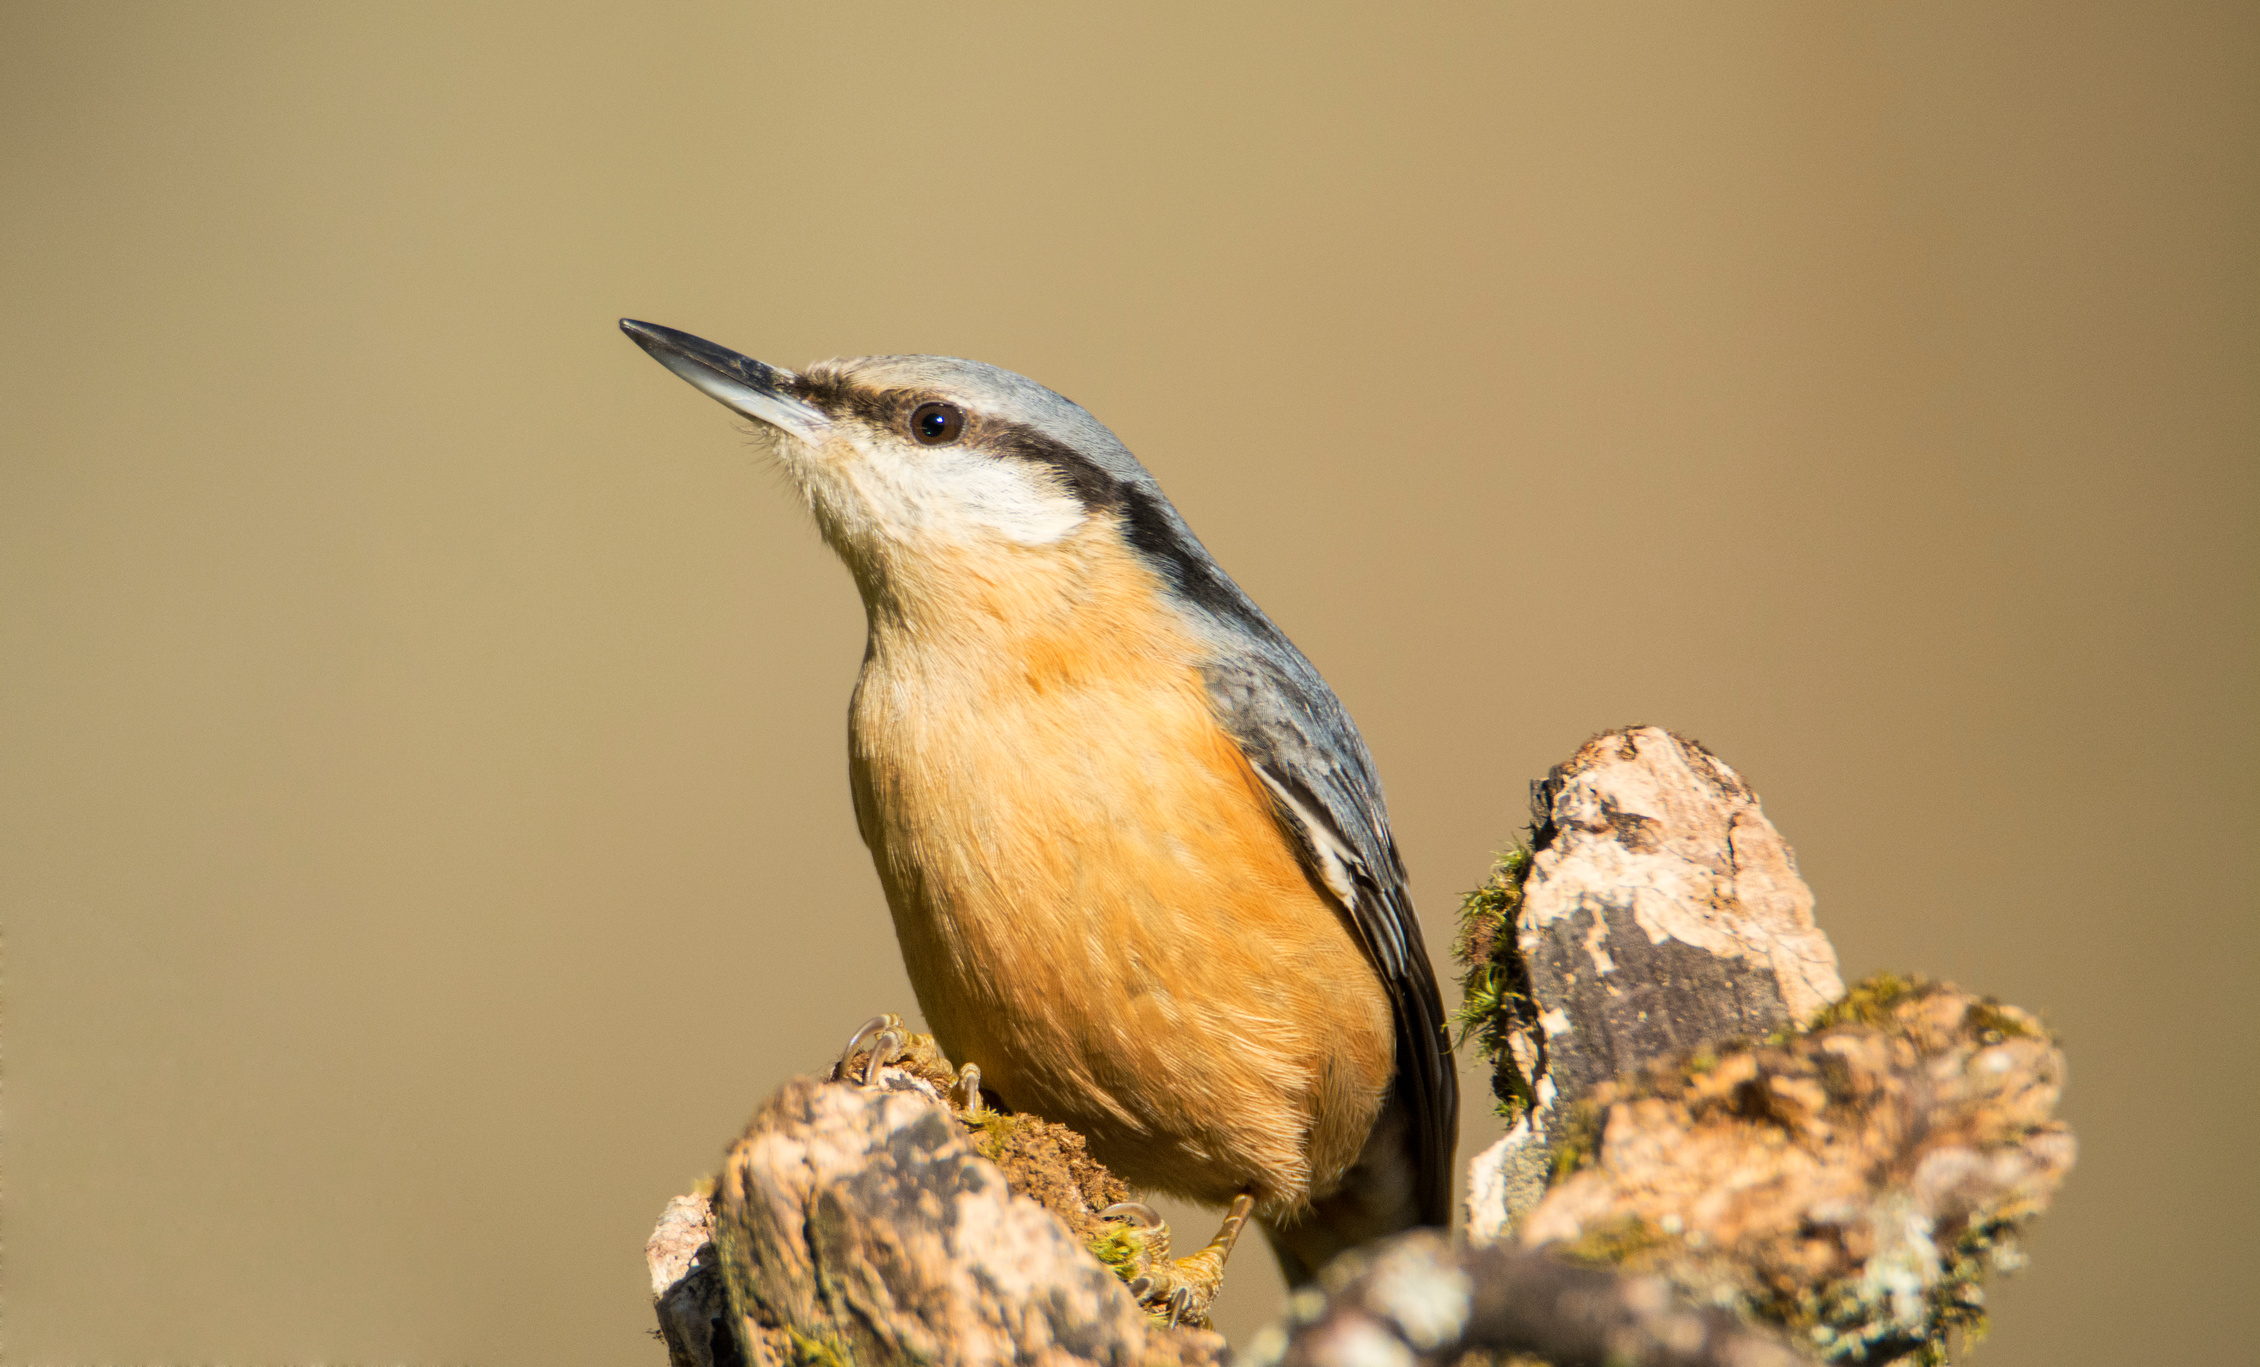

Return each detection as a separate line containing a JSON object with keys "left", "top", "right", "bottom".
{"left": 620, "top": 320, "right": 1284, "bottom": 652}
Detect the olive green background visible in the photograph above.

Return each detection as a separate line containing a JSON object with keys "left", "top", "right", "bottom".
{"left": 3, "top": 3, "right": 2251, "bottom": 1362}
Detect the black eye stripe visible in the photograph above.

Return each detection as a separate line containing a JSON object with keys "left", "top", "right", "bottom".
{"left": 910, "top": 402, "right": 965, "bottom": 446}
{"left": 985, "top": 424, "right": 1123, "bottom": 510}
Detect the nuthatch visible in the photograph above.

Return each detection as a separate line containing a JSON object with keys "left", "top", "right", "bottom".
{"left": 621, "top": 320, "right": 1457, "bottom": 1303}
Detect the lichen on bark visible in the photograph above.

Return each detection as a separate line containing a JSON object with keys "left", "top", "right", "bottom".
{"left": 1522, "top": 976, "right": 2074, "bottom": 1364}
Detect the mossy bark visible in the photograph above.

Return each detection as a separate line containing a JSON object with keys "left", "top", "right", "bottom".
{"left": 651, "top": 1066, "right": 1224, "bottom": 1367}
{"left": 1461, "top": 727, "right": 1845, "bottom": 1241}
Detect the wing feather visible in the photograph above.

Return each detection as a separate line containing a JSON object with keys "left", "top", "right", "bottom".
{"left": 1203, "top": 649, "right": 1459, "bottom": 1229}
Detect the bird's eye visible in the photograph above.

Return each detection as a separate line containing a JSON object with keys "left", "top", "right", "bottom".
{"left": 910, "top": 402, "right": 965, "bottom": 446}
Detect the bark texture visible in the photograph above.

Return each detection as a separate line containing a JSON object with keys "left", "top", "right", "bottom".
{"left": 1253, "top": 1231, "right": 1805, "bottom": 1367}
{"left": 1466, "top": 727, "right": 1845, "bottom": 1238}
{"left": 1448, "top": 727, "right": 2071, "bottom": 1363}
{"left": 651, "top": 1065, "right": 1222, "bottom": 1367}
{"left": 650, "top": 1192, "right": 741, "bottom": 1367}
{"left": 1514, "top": 978, "right": 2074, "bottom": 1362}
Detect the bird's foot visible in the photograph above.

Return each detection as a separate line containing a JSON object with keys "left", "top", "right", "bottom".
{"left": 833, "top": 1012, "right": 907, "bottom": 1084}
{"left": 831, "top": 1013, "right": 984, "bottom": 1113}
{"left": 1098, "top": 1193, "right": 1255, "bottom": 1329}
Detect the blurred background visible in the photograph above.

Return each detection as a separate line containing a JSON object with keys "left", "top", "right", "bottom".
{"left": 2, "top": 2, "right": 2252, "bottom": 1362}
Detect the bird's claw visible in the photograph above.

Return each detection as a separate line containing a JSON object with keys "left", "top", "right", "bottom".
{"left": 1119, "top": 1263, "right": 1207, "bottom": 1329}
{"left": 952, "top": 1061, "right": 985, "bottom": 1117}
{"left": 1100, "top": 1201, "right": 1162, "bottom": 1230}
{"left": 1099, "top": 1193, "right": 1254, "bottom": 1329}
{"left": 832, "top": 1014, "right": 983, "bottom": 1111}
{"left": 834, "top": 1012, "right": 909, "bottom": 1085}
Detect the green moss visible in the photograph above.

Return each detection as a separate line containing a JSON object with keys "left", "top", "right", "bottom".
{"left": 1769, "top": 971, "right": 1933, "bottom": 1047}
{"left": 1962, "top": 1000, "right": 2041, "bottom": 1045}
{"left": 1086, "top": 1222, "right": 1150, "bottom": 1281}
{"left": 1788, "top": 971, "right": 2052, "bottom": 1050}
{"left": 1452, "top": 848, "right": 1541, "bottom": 1121}
{"left": 1913, "top": 1216, "right": 2023, "bottom": 1363}
{"left": 1554, "top": 1214, "right": 1673, "bottom": 1270}
{"left": 964, "top": 1109, "right": 1030, "bottom": 1163}
{"left": 1549, "top": 1099, "right": 1606, "bottom": 1181}
{"left": 784, "top": 1327, "right": 853, "bottom": 1367}
{"left": 1804, "top": 972, "right": 1928, "bottom": 1034}
{"left": 1086, "top": 1223, "right": 1193, "bottom": 1328}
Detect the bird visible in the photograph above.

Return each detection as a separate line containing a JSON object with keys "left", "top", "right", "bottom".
{"left": 620, "top": 318, "right": 1457, "bottom": 1306}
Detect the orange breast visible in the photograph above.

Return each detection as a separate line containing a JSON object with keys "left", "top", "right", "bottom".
{"left": 847, "top": 531, "right": 1393, "bottom": 1214}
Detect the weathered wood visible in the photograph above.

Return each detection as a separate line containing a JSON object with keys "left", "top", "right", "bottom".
{"left": 1250, "top": 973, "right": 2076, "bottom": 1367}
{"left": 1249, "top": 980, "right": 2072, "bottom": 1366}
{"left": 1446, "top": 727, "right": 2071, "bottom": 1362}
{"left": 1251, "top": 1230, "right": 1805, "bottom": 1367}
{"left": 650, "top": 1065, "right": 1224, "bottom": 1367}
{"left": 1466, "top": 727, "right": 1844, "bottom": 1239}
{"left": 1511, "top": 978, "right": 2074, "bottom": 1363}
{"left": 647, "top": 1077, "right": 1810, "bottom": 1367}
{"left": 649, "top": 1193, "right": 740, "bottom": 1367}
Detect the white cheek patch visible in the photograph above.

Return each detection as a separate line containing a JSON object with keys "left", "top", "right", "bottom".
{"left": 827, "top": 436, "right": 1087, "bottom": 547}
{"left": 939, "top": 452, "right": 1087, "bottom": 545}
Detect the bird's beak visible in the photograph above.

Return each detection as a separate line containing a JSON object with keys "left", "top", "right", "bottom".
{"left": 619, "top": 319, "right": 831, "bottom": 441}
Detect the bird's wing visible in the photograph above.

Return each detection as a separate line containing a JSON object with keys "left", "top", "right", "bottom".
{"left": 1202, "top": 646, "right": 1459, "bottom": 1229}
